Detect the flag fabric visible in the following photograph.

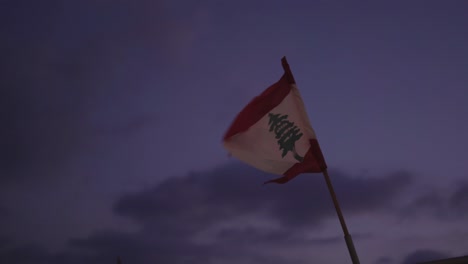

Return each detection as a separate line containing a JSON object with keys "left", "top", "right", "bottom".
{"left": 223, "top": 70, "right": 327, "bottom": 184}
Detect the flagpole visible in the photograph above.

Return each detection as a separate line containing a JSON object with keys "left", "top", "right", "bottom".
{"left": 322, "top": 169, "right": 360, "bottom": 264}
{"left": 281, "top": 56, "right": 360, "bottom": 264}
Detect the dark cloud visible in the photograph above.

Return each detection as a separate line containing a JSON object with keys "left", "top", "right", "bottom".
{"left": 399, "top": 181, "right": 468, "bottom": 220}
{"left": 108, "top": 162, "right": 408, "bottom": 262}
{"left": 0, "top": 207, "right": 9, "bottom": 234}
{"left": 68, "top": 230, "right": 196, "bottom": 264}
{"left": 0, "top": 230, "right": 305, "bottom": 264}
{"left": 216, "top": 226, "right": 340, "bottom": 246}
{"left": 375, "top": 256, "right": 394, "bottom": 264}
{"left": 449, "top": 181, "right": 468, "bottom": 216}
{"left": 0, "top": 244, "right": 92, "bottom": 264}
{"left": 0, "top": 245, "right": 52, "bottom": 264}
{"left": 400, "top": 249, "right": 449, "bottom": 264}
{"left": 0, "top": 162, "right": 411, "bottom": 263}
{"left": 0, "top": 206, "right": 7, "bottom": 216}
{"left": 399, "top": 191, "right": 448, "bottom": 219}
{"left": 0, "top": 237, "right": 9, "bottom": 250}
{"left": 115, "top": 163, "right": 411, "bottom": 230}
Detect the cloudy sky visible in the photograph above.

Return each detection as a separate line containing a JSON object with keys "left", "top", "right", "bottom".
{"left": 1, "top": 1, "right": 468, "bottom": 263}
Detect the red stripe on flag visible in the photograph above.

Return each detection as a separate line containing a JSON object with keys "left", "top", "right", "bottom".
{"left": 264, "top": 139, "right": 327, "bottom": 184}
{"left": 223, "top": 74, "right": 291, "bottom": 140}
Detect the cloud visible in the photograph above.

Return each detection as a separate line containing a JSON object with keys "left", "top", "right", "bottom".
{"left": 0, "top": 205, "right": 7, "bottom": 216}
{"left": 398, "top": 181, "right": 468, "bottom": 220}
{"left": 0, "top": 162, "right": 412, "bottom": 263}
{"left": 0, "top": 245, "right": 54, "bottom": 264}
{"left": 108, "top": 162, "right": 408, "bottom": 262}
{"left": 400, "top": 249, "right": 449, "bottom": 264}
{"left": 399, "top": 191, "right": 447, "bottom": 219}
{"left": 375, "top": 256, "right": 394, "bottom": 264}
{"left": 114, "top": 163, "right": 411, "bottom": 230}
{"left": 449, "top": 181, "right": 468, "bottom": 217}
{"left": 214, "top": 227, "right": 341, "bottom": 246}
{"left": 0, "top": 237, "right": 9, "bottom": 250}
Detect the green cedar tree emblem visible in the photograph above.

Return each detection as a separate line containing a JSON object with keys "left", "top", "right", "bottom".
{"left": 267, "top": 113, "right": 304, "bottom": 162}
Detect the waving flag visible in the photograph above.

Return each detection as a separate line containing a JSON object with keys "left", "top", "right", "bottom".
{"left": 223, "top": 57, "right": 327, "bottom": 184}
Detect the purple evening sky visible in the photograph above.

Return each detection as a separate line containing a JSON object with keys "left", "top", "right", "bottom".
{"left": 1, "top": 1, "right": 468, "bottom": 263}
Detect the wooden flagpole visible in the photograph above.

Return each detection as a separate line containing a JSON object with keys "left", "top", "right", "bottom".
{"left": 281, "top": 56, "right": 361, "bottom": 264}
{"left": 322, "top": 169, "right": 360, "bottom": 264}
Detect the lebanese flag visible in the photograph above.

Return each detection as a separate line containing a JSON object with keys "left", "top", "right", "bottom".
{"left": 222, "top": 60, "right": 327, "bottom": 184}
